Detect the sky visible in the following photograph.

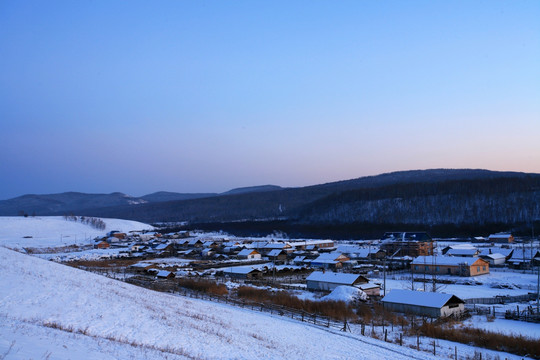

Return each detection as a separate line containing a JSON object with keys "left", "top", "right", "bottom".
{"left": 1, "top": 1, "right": 539, "bottom": 200}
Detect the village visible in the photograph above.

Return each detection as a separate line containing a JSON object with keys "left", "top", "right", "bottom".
{"left": 75, "top": 229, "right": 540, "bottom": 324}
{"left": 3, "top": 215, "right": 540, "bottom": 359}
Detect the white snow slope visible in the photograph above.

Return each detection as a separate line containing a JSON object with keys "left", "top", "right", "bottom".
{"left": 0, "top": 247, "right": 438, "bottom": 360}
{"left": 0, "top": 216, "right": 153, "bottom": 248}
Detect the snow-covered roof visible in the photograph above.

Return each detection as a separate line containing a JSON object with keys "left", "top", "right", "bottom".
{"left": 154, "top": 243, "right": 171, "bottom": 250}
{"left": 478, "top": 248, "right": 514, "bottom": 257}
{"left": 481, "top": 253, "right": 506, "bottom": 260}
{"left": 222, "top": 266, "right": 261, "bottom": 275}
{"left": 488, "top": 233, "right": 512, "bottom": 239}
{"left": 237, "top": 249, "right": 259, "bottom": 256}
{"left": 509, "top": 249, "right": 540, "bottom": 261}
{"left": 446, "top": 248, "right": 478, "bottom": 256}
{"left": 382, "top": 289, "right": 464, "bottom": 308}
{"left": 156, "top": 270, "right": 173, "bottom": 278}
{"left": 306, "top": 271, "right": 366, "bottom": 285}
{"left": 129, "top": 262, "right": 153, "bottom": 268}
{"left": 358, "top": 283, "right": 380, "bottom": 290}
{"left": 313, "top": 252, "right": 345, "bottom": 262}
{"left": 264, "top": 243, "right": 290, "bottom": 249}
{"left": 412, "top": 256, "right": 487, "bottom": 267}
{"left": 268, "top": 249, "right": 284, "bottom": 257}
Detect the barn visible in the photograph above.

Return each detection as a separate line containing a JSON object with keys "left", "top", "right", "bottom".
{"left": 381, "top": 289, "right": 465, "bottom": 318}
{"left": 306, "top": 271, "right": 368, "bottom": 291}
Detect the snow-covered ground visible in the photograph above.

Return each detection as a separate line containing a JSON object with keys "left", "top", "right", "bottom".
{"left": 0, "top": 246, "right": 443, "bottom": 360}
{"left": 0, "top": 216, "right": 153, "bottom": 249}
{"left": 463, "top": 315, "right": 540, "bottom": 339}
{"left": 379, "top": 270, "right": 539, "bottom": 299}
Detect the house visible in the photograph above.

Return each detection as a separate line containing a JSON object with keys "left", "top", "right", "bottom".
{"left": 380, "top": 232, "right": 434, "bottom": 257}
{"left": 156, "top": 270, "right": 175, "bottom": 279}
{"left": 267, "top": 249, "right": 287, "bottom": 262}
{"left": 479, "top": 253, "right": 507, "bottom": 266}
{"left": 129, "top": 262, "right": 155, "bottom": 273}
{"left": 306, "top": 271, "right": 368, "bottom": 291}
{"left": 292, "top": 256, "right": 306, "bottom": 265}
{"left": 94, "top": 240, "right": 110, "bottom": 249}
{"left": 289, "top": 240, "right": 335, "bottom": 251}
{"left": 488, "top": 233, "right": 514, "bottom": 243}
{"left": 262, "top": 242, "right": 293, "bottom": 255}
{"left": 154, "top": 242, "right": 176, "bottom": 256}
{"left": 222, "top": 266, "right": 263, "bottom": 280}
{"left": 200, "top": 248, "right": 215, "bottom": 258}
{"left": 202, "top": 240, "right": 220, "bottom": 249}
{"left": 176, "top": 239, "right": 190, "bottom": 248}
{"left": 187, "top": 239, "right": 204, "bottom": 248}
{"left": 381, "top": 289, "right": 465, "bottom": 318}
{"left": 310, "top": 252, "right": 350, "bottom": 270}
{"left": 131, "top": 244, "right": 147, "bottom": 252}
{"left": 479, "top": 247, "right": 514, "bottom": 260}
{"left": 412, "top": 256, "right": 489, "bottom": 276}
{"left": 237, "top": 249, "right": 262, "bottom": 260}
{"left": 139, "top": 232, "right": 160, "bottom": 241}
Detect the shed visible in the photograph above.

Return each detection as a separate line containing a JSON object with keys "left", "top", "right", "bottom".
{"left": 306, "top": 271, "right": 368, "bottom": 291}
{"left": 358, "top": 283, "right": 381, "bottom": 297}
{"left": 382, "top": 289, "right": 465, "bottom": 318}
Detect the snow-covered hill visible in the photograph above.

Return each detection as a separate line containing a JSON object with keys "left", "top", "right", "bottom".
{"left": 0, "top": 247, "right": 438, "bottom": 360}
{"left": 0, "top": 216, "right": 153, "bottom": 248}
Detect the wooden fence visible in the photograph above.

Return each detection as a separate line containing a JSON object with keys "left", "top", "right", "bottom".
{"left": 465, "top": 293, "right": 536, "bottom": 305}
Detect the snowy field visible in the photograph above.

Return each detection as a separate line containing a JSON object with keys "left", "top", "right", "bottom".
{"left": 381, "top": 270, "right": 539, "bottom": 299}
{"left": 0, "top": 247, "right": 441, "bottom": 360}
{"left": 0, "top": 216, "right": 153, "bottom": 249}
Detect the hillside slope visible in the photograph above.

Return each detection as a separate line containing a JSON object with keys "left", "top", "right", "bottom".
{"left": 0, "top": 247, "right": 437, "bottom": 360}
{"left": 0, "top": 216, "right": 153, "bottom": 249}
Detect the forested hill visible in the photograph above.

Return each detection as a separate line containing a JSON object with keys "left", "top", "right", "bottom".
{"left": 80, "top": 170, "right": 540, "bottom": 230}
{"left": 296, "top": 176, "right": 540, "bottom": 225}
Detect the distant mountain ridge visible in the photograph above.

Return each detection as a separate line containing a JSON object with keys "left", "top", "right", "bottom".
{"left": 0, "top": 184, "right": 283, "bottom": 216}
{"left": 3, "top": 169, "right": 540, "bottom": 234}
{"left": 0, "top": 191, "right": 147, "bottom": 216}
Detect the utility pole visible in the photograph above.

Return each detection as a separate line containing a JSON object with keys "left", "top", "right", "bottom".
{"left": 383, "top": 254, "right": 387, "bottom": 296}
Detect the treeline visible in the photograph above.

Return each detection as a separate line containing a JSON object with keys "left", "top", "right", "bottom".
{"left": 63, "top": 215, "right": 106, "bottom": 230}
{"left": 165, "top": 220, "right": 534, "bottom": 240}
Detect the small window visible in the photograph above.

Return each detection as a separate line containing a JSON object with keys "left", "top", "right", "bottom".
{"left": 477, "top": 266, "right": 480, "bottom": 272}
{"left": 483, "top": 266, "right": 486, "bottom": 271}
{"left": 415, "top": 265, "right": 419, "bottom": 270}
{"left": 425, "top": 266, "right": 429, "bottom": 271}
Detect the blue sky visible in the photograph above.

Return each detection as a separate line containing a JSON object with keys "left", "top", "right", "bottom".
{"left": 1, "top": 1, "right": 539, "bottom": 199}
